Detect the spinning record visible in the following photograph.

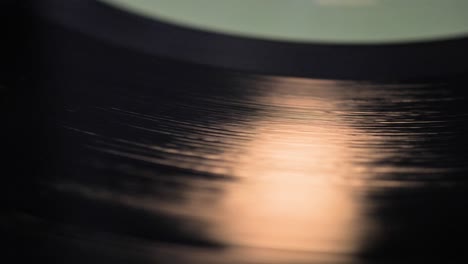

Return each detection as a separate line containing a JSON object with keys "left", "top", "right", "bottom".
{"left": 2, "top": 1, "right": 468, "bottom": 264}
{"left": 31, "top": 0, "right": 468, "bottom": 80}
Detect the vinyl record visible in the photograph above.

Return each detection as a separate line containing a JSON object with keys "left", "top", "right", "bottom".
{"left": 31, "top": 0, "right": 468, "bottom": 80}
{"left": 2, "top": 1, "right": 468, "bottom": 264}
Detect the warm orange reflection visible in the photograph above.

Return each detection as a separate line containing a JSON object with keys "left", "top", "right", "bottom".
{"left": 209, "top": 78, "right": 374, "bottom": 260}
{"left": 54, "top": 77, "right": 383, "bottom": 263}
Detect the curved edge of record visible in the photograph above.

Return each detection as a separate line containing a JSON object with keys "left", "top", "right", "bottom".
{"left": 34, "top": 0, "right": 468, "bottom": 80}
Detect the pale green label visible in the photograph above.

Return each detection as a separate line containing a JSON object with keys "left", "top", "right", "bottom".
{"left": 101, "top": 0, "right": 468, "bottom": 44}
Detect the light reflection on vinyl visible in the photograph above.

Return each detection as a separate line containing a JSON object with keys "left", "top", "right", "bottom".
{"left": 8, "top": 60, "right": 468, "bottom": 263}
{"left": 3, "top": 11, "right": 468, "bottom": 264}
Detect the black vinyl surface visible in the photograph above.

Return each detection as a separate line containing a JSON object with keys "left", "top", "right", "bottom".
{"left": 2, "top": 2, "right": 468, "bottom": 264}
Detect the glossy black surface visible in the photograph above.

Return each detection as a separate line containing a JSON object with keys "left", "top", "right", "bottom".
{"left": 2, "top": 5, "right": 468, "bottom": 264}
